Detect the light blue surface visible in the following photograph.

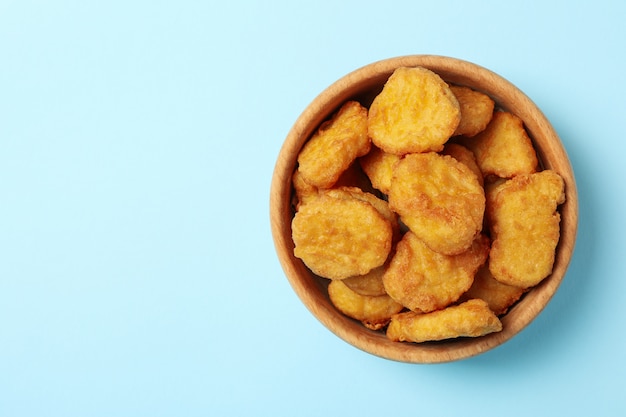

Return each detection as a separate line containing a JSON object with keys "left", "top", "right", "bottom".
{"left": 1, "top": 1, "right": 624, "bottom": 415}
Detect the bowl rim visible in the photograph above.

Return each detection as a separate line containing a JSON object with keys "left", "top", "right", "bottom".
{"left": 270, "top": 54, "right": 579, "bottom": 363}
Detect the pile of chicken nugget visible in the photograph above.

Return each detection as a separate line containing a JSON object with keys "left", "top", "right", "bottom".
{"left": 291, "top": 66, "right": 566, "bottom": 344}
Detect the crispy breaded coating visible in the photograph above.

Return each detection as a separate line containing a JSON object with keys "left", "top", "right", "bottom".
{"left": 368, "top": 66, "right": 460, "bottom": 155}
{"left": 358, "top": 145, "right": 401, "bottom": 195}
{"left": 388, "top": 152, "right": 485, "bottom": 255}
{"left": 450, "top": 85, "right": 495, "bottom": 137}
{"left": 342, "top": 263, "right": 388, "bottom": 297}
{"left": 324, "top": 186, "right": 400, "bottom": 243}
{"left": 460, "top": 264, "right": 526, "bottom": 315}
{"left": 328, "top": 279, "right": 404, "bottom": 330}
{"left": 487, "top": 170, "right": 565, "bottom": 288}
{"left": 292, "top": 193, "right": 392, "bottom": 280}
{"left": 383, "top": 232, "right": 490, "bottom": 313}
{"left": 292, "top": 168, "right": 318, "bottom": 209}
{"left": 441, "top": 142, "right": 484, "bottom": 187}
{"left": 386, "top": 299, "right": 502, "bottom": 343}
{"left": 464, "top": 111, "right": 538, "bottom": 179}
{"left": 297, "top": 101, "right": 370, "bottom": 188}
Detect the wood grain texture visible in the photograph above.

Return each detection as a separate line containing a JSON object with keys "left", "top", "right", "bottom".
{"left": 269, "top": 55, "right": 578, "bottom": 363}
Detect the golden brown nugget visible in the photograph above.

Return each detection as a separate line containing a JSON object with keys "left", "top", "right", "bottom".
{"left": 450, "top": 85, "right": 495, "bottom": 137}
{"left": 328, "top": 280, "right": 404, "bottom": 331}
{"left": 389, "top": 152, "right": 485, "bottom": 255}
{"left": 368, "top": 66, "right": 460, "bottom": 155}
{"left": 297, "top": 101, "right": 370, "bottom": 188}
{"left": 487, "top": 170, "right": 565, "bottom": 288}
{"left": 292, "top": 194, "right": 392, "bottom": 280}
{"left": 461, "top": 264, "right": 526, "bottom": 315}
{"left": 386, "top": 299, "right": 502, "bottom": 343}
{"left": 441, "top": 142, "right": 484, "bottom": 187}
{"left": 358, "top": 145, "right": 401, "bottom": 195}
{"left": 292, "top": 168, "right": 318, "bottom": 209}
{"left": 342, "top": 263, "right": 388, "bottom": 297}
{"left": 464, "top": 111, "right": 538, "bottom": 179}
{"left": 382, "top": 232, "right": 490, "bottom": 313}
{"left": 324, "top": 186, "right": 400, "bottom": 243}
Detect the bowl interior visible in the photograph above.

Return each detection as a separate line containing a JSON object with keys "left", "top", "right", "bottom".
{"left": 270, "top": 55, "right": 578, "bottom": 363}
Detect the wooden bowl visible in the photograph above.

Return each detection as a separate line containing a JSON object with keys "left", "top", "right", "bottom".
{"left": 270, "top": 55, "right": 578, "bottom": 363}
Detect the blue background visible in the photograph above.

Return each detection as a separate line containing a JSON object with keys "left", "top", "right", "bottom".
{"left": 1, "top": 1, "right": 624, "bottom": 415}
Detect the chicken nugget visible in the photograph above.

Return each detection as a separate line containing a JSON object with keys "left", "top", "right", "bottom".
{"left": 358, "top": 145, "right": 401, "bottom": 195}
{"left": 292, "top": 168, "right": 318, "bottom": 209}
{"left": 441, "top": 142, "right": 484, "bottom": 187}
{"left": 389, "top": 152, "right": 485, "bottom": 255}
{"left": 460, "top": 264, "right": 526, "bottom": 315}
{"left": 342, "top": 263, "right": 388, "bottom": 297}
{"left": 487, "top": 170, "right": 565, "bottom": 288}
{"left": 328, "top": 280, "right": 404, "bottom": 330}
{"left": 368, "top": 66, "right": 460, "bottom": 155}
{"left": 383, "top": 232, "right": 490, "bottom": 313}
{"left": 323, "top": 186, "right": 400, "bottom": 243}
{"left": 292, "top": 194, "right": 392, "bottom": 280}
{"left": 450, "top": 85, "right": 495, "bottom": 137}
{"left": 297, "top": 101, "right": 370, "bottom": 188}
{"left": 463, "top": 111, "right": 538, "bottom": 179}
{"left": 386, "top": 299, "right": 502, "bottom": 343}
